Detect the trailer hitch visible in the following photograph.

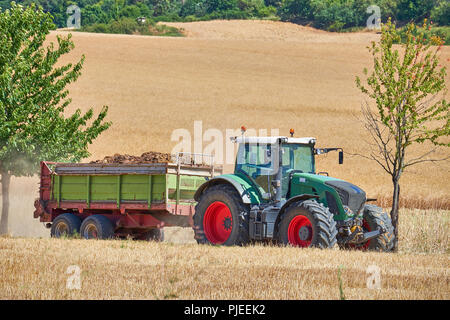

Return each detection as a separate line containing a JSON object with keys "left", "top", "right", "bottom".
{"left": 361, "top": 229, "right": 383, "bottom": 242}
{"left": 344, "top": 226, "right": 385, "bottom": 244}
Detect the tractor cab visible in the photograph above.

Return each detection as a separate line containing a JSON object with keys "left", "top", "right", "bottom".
{"left": 233, "top": 136, "right": 316, "bottom": 201}
{"left": 231, "top": 135, "right": 343, "bottom": 205}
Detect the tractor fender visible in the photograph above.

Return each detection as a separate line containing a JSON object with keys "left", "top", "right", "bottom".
{"left": 194, "top": 177, "right": 253, "bottom": 204}
{"left": 273, "top": 194, "right": 319, "bottom": 236}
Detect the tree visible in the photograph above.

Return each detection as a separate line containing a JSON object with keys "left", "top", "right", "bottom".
{"left": 0, "top": 3, "right": 111, "bottom": 234}
{"left": 355, "top": 18, "right": 449, "bottom": 251}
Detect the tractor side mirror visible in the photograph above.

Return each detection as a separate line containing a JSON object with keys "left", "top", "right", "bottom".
{"left": 339, "top": 150, "right": 344, "bottom": 164}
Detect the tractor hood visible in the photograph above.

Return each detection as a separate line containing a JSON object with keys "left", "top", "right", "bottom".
{"left": 293, "top": 173, "right": 367, "bottom": 216}
{"left": 324, "top": 179, "right": 367, "bottom": 215}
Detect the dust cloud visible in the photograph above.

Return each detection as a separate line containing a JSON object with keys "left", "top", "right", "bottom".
{"left": 1, "top": 176, "right": 49, "bottom": 238}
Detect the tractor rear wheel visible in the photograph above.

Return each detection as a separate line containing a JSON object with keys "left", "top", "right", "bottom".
{"left": 51, "top": 213, "right": 81, "bottom": 238}
{"left": 80, "top": 215, "right": 115, "bottom": 240}
{"left": 193, "top": 184, "right": 249, "bottom": 246}
{"left": 347, "top": 205, "right": 395, "bottom": 251}
{"left": 277, "top": 200, "right": 337, "bottom": 248}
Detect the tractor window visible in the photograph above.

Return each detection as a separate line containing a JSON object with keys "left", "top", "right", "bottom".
{"left": 282, "top": 144, "right": 315, "bottom": 174}
{"left": 235, "top": 143, "right": 278, "bottom": 194}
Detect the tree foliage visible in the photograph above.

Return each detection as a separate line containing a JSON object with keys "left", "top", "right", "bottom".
{"left": 277, "top": 0, "right": 450, "bottom": 31}
{"left": 1, "top": 0, "right": 447, "bottom": 33}
{"left": 0, "top": 2, "right": 111, "bottom": 177}
{"left": 0, "top": 2, "right": 111, "bottom": 234}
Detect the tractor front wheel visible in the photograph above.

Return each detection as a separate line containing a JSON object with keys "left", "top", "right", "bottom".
{"left": 343, "top": 205, "right": 395, "bottom": 251}
{"left": 277, "top": 200, "right": 337, "bottom": 248}
{"left": 193, "top": 184, "right": 249, "bottom": 246}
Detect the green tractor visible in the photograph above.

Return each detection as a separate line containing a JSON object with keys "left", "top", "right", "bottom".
{"left": 193, "top": 133, "right": 395, "bottom": 251}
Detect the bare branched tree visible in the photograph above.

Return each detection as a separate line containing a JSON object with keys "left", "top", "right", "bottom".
{"left": 355, "top": 19, "right": 449, "bottom": 251}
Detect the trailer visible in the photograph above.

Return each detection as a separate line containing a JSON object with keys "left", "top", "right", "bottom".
{"left": 34, "top": 155, "right": 220, "bottom": 240}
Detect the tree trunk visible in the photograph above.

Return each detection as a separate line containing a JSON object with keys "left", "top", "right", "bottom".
{"left": 390, "top": 180, "right": 400, "bottom": 252}
{"left": 0, "top": 170, "right": 11, "bottom": 235}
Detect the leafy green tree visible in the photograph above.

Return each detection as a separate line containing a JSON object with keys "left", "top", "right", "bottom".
{"left": 205, "top": 0, "right": 239, "bottom": 13}
{"left": 278, "top": 0, "right": 312, "bottom": 21}
{"left": 355, "top": 19, "right": 449, "bottom": 251}
{"left": 0, "top": 3, "right": 111, "bottom": 234}
{"left": 180, "top": 0, "right": 208, "bottom": 17}
{"left": 431, "top": 1, "right": 450, "bottom": 26}
{"left": 397, "top": 0, "right": 435, "bottom": 22}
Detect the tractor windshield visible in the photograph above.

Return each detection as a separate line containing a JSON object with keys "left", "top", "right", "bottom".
{"left": 280, "top": 143, "right": 315, "bottom": 198}
{"left": 281, "top": 143, "right": 315, "bottom": 174}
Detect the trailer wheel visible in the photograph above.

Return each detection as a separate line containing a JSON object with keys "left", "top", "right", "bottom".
{"left": 51, "top": 213, "right": 81, "bottom": 238}
{"left": 80, "top": 215, "right": 115, "bottom": 240}
{"left": 277, "top": 200, "right": 337, "bottom": 248}
{"left": 344, "top": 205, "right": 395, "bottom": 251}
{"left": 193, "top": 184, "right": 249, "bottom": 246}
{"left": 138, "top": 228, "right": 165, "bottom": 242}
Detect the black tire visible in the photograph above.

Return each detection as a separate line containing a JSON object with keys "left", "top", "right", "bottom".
{"left": 361, "top": 204, "right": 395, "bottom": 252}
{"left": 80, "top": 215, "right": 115, "bottom": 239}
{"left": 193, "top": 184, "right": 249, "bottom": 246}
{"left": 138, "top": 228, "right": 165, "bottom": 242}
{"left": 51, "top": 213, "right": 81, "bottom": 238}
{"left": 276, "top": 199, "right": 337, "bottom": 249}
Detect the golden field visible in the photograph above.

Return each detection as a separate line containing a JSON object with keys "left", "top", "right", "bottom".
{"left": 0, "top": 208, "right": 448, "bottom": 300}
{"left": 0, "top": 20, "right": 449, "bottom": 300}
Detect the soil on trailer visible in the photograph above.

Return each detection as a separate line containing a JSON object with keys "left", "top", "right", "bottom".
{"left": 90, "top": 151, "right": 175, "bottom": 164}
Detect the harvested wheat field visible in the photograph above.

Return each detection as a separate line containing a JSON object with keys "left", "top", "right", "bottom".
{"left": 1, "top": 209, "right": 448, "bottom": 299}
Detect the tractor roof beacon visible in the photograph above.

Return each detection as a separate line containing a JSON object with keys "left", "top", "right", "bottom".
{"left": 193, "top": 132, "right": 395, "bottom": 251}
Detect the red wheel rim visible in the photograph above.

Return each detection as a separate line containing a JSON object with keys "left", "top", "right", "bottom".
{"left": 203, "top": 201, "right": 233, "bottom": 244}
{"left": 288, "top": 215, "right": 313, "bottom": 247}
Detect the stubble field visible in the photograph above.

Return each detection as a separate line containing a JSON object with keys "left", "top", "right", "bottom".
{"left": 1, "top": 207, "right": 448, "bottom": 299}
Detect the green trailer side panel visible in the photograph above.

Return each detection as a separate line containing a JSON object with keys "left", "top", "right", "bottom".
{"left": 120, "top": 175, "right": 150, "bottom": 201}
{"left": 167, "top": 174, "right": 207, "bottom": 201}
{"left": 59, "top": 175, "right": 87, "bottom": 200}
{"left": 53, "top": 174, "right": 168, "bottom": 204}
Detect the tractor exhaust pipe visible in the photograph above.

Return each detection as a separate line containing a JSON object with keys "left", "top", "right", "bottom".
{"left": 273, "top": 138, "right": 284, "bottom": 207}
